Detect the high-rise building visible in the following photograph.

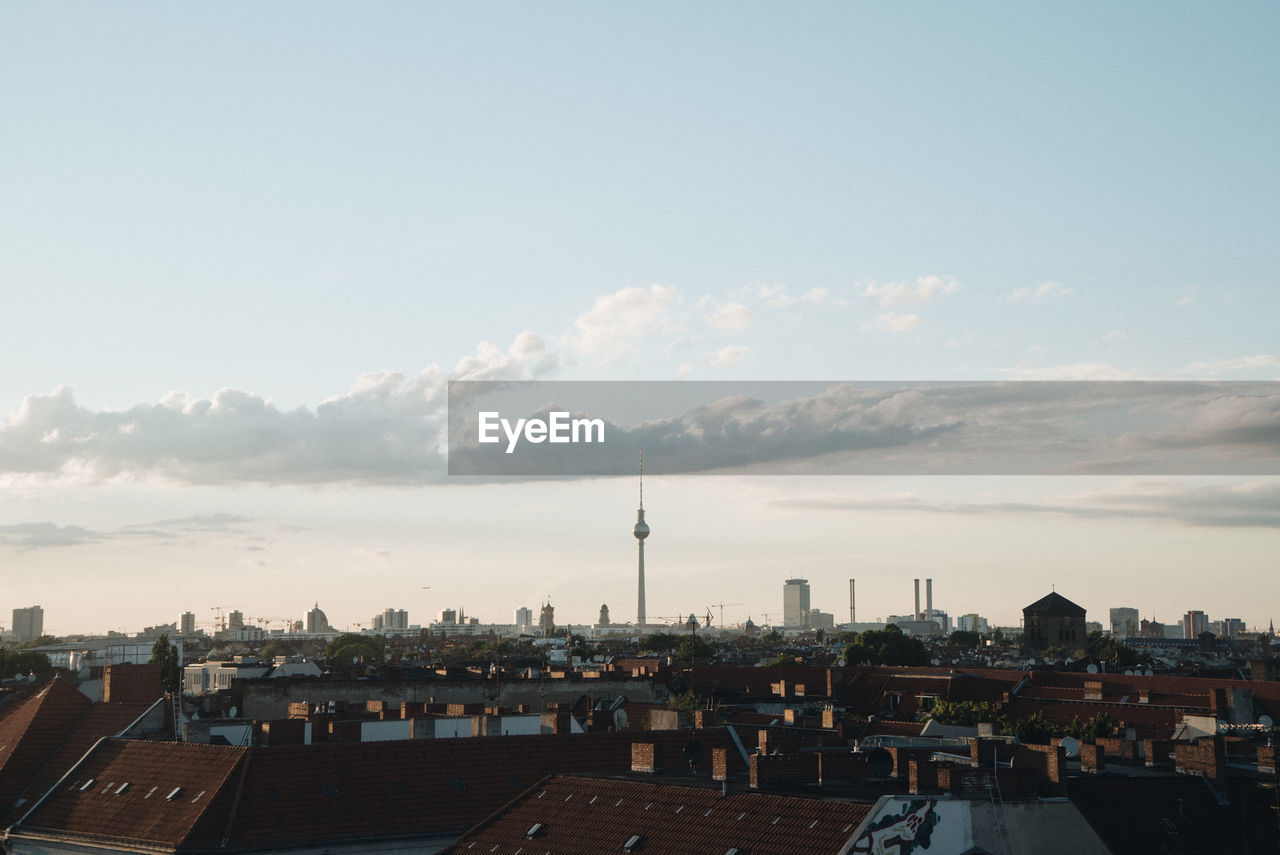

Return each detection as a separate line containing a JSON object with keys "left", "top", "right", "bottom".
{"left": 598, "top": 604, "right": 611, "bottom": 627}
{"left": 539, "top": 601, "right": 555, "bottom": 637}
{"left": 440, "top": 608, "right": 458, "bottom": 625}
{"left": 1110, "top": 607, "right": 1140, "bottom": 639}
{"left": 373, "top": 608, "right": 409, "bottom": 632}
{"left": 306, "top": 603, "right": 331, "bottom": 634}
{"left": 180, "top": 611, "right": 196, "bottom": 635}
{"left": 515, "top": 607, "right": 533, "bottom": 634}
{"left": 227, "top": 610, "right": 244, "bottom": 631}
{"left": 1183, "top": 610, "right": 1208, "bottom": 639}
{"left": 783, "top": 579, "right": 810, "bottom": 628}
{"left": 12, "top": 606, "right": 43, "bottom": 643}
{"left": 808, "top": 609, "right": 835, "bottom": 631}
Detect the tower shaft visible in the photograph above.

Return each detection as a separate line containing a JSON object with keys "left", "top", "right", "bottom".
{"left": 637, "top": 535, "right": 646, "bottom": 626}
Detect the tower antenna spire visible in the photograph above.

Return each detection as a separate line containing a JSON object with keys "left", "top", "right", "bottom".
{"left": 639, "top": 448, "right": 643, "bottom": 510}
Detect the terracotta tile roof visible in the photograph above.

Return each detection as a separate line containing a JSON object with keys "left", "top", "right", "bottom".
{"left": 442, "top": 774, "right": 873, "bottom": 855}
{"left": 11, "top": 739, "right": 246, "bottom": 849}
{"left": 21, "top": 702, "right": 154, "bottom": 813}
{"left": 0, "top": 678, "right": 92, "bottom": 821}
{"left": 11, "top": 728, "right": 759, "bottom": 850}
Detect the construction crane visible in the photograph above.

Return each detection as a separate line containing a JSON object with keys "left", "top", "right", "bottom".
{"left": 707, "top": 602, "right": 744, "bottom": 628}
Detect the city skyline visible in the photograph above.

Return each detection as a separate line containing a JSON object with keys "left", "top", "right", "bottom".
{"left": 2, "top": 4, "right": 1278, "bottom": 635}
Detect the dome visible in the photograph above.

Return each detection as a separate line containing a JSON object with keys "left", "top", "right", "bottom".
{"left": 633, "top": 521, "right": 649, "bottom": 539}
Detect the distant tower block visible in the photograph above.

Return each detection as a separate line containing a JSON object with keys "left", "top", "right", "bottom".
{"left": 634, "top": 451, "right": 649, "bottom": 626}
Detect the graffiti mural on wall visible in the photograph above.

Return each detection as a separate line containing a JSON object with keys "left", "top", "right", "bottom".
{"left": 849, "top": 799, "right": 940, "bottom": 855}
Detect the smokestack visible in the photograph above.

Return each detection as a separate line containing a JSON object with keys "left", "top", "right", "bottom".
{"left": 849, "top": 578, "right": 855, "bottom": 625}
{"left": 914, "top": 578, "right": 920, "bottom": 622}
{"left": 926, "top": 579, "right": 934, "bottom": 627}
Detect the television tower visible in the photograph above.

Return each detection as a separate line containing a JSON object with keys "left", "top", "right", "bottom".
{"left": 634, "top": 450, "right": 649, "bottom": 626}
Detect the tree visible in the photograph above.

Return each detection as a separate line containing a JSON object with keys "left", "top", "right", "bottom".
{"left": 0, "top": 648, "right": 53, "bottom": 679}
{"left": 1001, "top": 711, "right": 1058, "bottom": 745}
{"left": 150, "top": 634, "right": 182, "bottom": 693}
{"left": 948, "top": 630, "right": 980, "bottom": 648}
{"left": 926, "top": 699, "right": 994, "bottom": 727}
{"left": 259, "top": 641, "right": 299, "bottom": 660}
{"left": 325, "top": 633, "right": 385, "bottom": 668}
{"left": 1084, "top": 631, "right": 1142, "bottom": 668}
{"left": 674, "top": 635, "right": 714, "bottom": 663}
{"left": 667, "top": 690, "right": 700, "bottom": 715}
{"left": 1081, "top": 711, "right": 1115, "bottom": 743}
{"left": 639, "top": 632, "right": 678, "bottom": 655}
{"left": 843, "top": 624, "right": 929, "bottom": 667}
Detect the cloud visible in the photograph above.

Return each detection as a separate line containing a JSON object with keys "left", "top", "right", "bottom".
{"left": 1176, "top": 286, "right": 1197, "bottom": 307}
{"left": 874, "top": 312, "right": 921, "bottom": 332}
{"left": 0, "top": 329, "right": 554, "bottom": 487}
{"left": 0, "top": 513, "right": 257, "bottom": 550}
{"left": 561, "top": 284, "right": 678, "bottom": 362}
{"left": 1181, "top": 355, "right": 1280, "bottom": 377}
{"left": 705, "top": 346, "right": 753, "bottom": 368}
{"left": 0, "top": 522, "right": 105, "bottom": 549}
{"left": 702, "top": 299, "right": 753, "bottom": 332}
{"left": 756, "top": 285, "right": 834, "bottom": 310}
{"left": 861, "top": 275, "right": 959, "bottom": 308}
{"left": 758, "top": 285, "right": 795, "bottom": 309}
{"left": 1005, "top": 362, "right": 1140, "bottom": 380}
{"left": 132, "top": 513, "right": 252, "bottom": 531}
{"left": 1006, "top": 281, "right": 1072, "bottom": 302}
{"left": 770, "top": 479, "right": 1280, "bottom": 529}
{"left": 450, "top": 380, "right": 1280, "bottom": 477}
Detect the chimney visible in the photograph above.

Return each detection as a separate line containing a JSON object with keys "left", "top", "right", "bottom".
{"left": 849, "top": 578, "right": 855, "bottom": 625}
{"left": 926, "top": 579, "right": 933, "bottom": 626}
{"left": 914, "top": 579, "right": 921, "bottom": 621}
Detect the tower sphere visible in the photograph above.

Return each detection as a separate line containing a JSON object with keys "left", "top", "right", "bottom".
{"left": 634, "top": 520, "right": 649, "bottom": 539}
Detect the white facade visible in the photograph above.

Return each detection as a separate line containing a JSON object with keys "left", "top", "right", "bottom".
{"left": 782, "top": 578, "right": 810, "bottom": 628}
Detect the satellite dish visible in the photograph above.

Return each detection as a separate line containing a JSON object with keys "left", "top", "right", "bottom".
{"left": 683, "top": 740, "right": 704, "bottom": 765}
{"left": 1060, "top": 737, "right": 1080, "bottom": 759}
{"left": 1260, "top": 715, "right": 1274, "bottom": 729}
{"left": 1086, "top": 664, "right": 1098, "bottom": 674}
{"left": 613, "top": 709, "right": 629, "bottom": 730}
{"left": 229, "top": 706, "right": 238, "bottom": 719}
{"left": 866, "top": 747, "right": 893, "bottom": 778}
{"left": 1144, "top": 669, "right": 1154, "bottom": 677}
{"left": 1123, "top": 670, "right": 1133, "bottom": 676}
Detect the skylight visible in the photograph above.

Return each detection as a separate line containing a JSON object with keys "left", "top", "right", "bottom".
{"left": 166, "top": 787, "right": 183, "bottom": 801}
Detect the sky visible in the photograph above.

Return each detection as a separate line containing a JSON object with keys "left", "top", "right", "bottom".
{"left": 2, "top": 3, "right": 1278, "bottom": 636}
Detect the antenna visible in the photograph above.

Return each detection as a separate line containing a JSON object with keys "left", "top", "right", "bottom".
{"left": 639, "top": 448, "right": 643, "bottom": 510}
